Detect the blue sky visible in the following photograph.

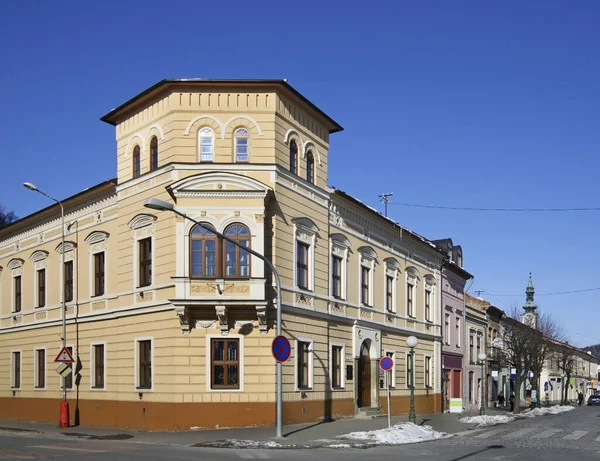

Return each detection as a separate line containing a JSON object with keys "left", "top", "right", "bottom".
{"left": 1, "top": 1, "right": 599, "bottom": 347}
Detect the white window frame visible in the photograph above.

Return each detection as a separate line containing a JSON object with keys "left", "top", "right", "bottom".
{"left": 30, "top": 251, "right": 48, "bottom": 309}
{"left": 294, "top": 219, "right": 318, "bottom": 292}
{"left": 295, "top": 337, "right": 314, "bottom": 391}
{"left": 129, "top": 214, "right": 157, "bottom": 293}
{"left": 205, "top": 334, "right": 245, "bottom": 393}
{"left": 8, "top": 259, "right": 24, "bottom": 313}
{"left": 329, "top": 342, "right": 346, "bottom": 390}
{"left": 10, "top": 349, "right": 21, "bottom": 390}
{"left": 234, "top": 128, "right": 250, "bottom": 162}
{"left": 198, "top": 127, "right": 215, "bottom": 162}
{"left": 85, "top": 231, "right": 109, "bottom": 299}
{"left": 358, "top": 247, "right": 377, "bottom": 307}
{"left": 330, "top": 235, "right": 350, "bottom": 300}
{"left": 384, "top": 349, "right": 396, "bottom": 388}
{"left": 424, "top": 275, "right": 435, "bottom": 322}
{"left": 424, "top": 355, "right": 433, "bottom": 388}
{"left": 59, "top": 246, "right": 77, "bottom": 306}
{"left": 134, "top": 337, "right": 154, "bottom": 392}
{"left": 34, "top": 347, "right": 47, "bottom": 390}
{"left": 444, "top": 313, "right": 451, "bottom": 345}
{"left": 384, "top": 263, "right": 399, "bottom": 313}
{"left": 90, "top": 341, "right": 107, "bottom": 391}
{"left": 405, "top": 267, "right": 419, "bottom": 318}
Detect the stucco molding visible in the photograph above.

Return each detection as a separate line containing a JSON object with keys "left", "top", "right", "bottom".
{"left": 222, "top": 115, "right": 263, "bottom": 139}
{"left": 128, "top": 213, "right": 157, "bottom": 230}
{"left": 183, "top": 114, "right": 224, "bottom": 136}
{"left": 84, "top": 231, "right": 110, "bottom": 245}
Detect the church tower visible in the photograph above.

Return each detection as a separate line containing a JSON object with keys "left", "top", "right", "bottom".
{"left": 522, "top": 272, "right": 538, "bottom": 328}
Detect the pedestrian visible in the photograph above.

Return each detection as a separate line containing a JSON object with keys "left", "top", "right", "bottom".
{"left": 509, "top": 393, "right": 515, "bottom": 412}
{"left": 498, "top": 391, "right": 505, "bottom": 407}
{"left": 578, "top": 392, "right": 584, "bottom": 406}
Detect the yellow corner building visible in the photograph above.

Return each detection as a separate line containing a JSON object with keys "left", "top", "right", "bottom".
{"left": 0, "top": 80, "right": 446, "bottom": 430}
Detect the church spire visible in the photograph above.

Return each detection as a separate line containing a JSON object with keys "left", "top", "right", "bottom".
{"left": 523, "top": 272, "right": 537, "bottom": 313}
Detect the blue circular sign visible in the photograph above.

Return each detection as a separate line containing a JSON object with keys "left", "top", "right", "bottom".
{"left": 272, "top": 335, "right": 291, "bottom": 363}
{"left": 380, "top": 356, "right": 394, "bottom": 371}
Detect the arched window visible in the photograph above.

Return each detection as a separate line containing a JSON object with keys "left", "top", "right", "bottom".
{"left": 198, "top": 127, "right": 214, "bottom": 162}
{"left": 150, "top": 136, "right": 158, "bottom": 171}
{"left": 234, "top": 128, "right": 249, "bottom": 162}
{"left": 224, "top": 224, "right": 250, "bottom": 278}
{"left": 306, "top": 151, "right": 315, "bottom": 184}
{"left": 190, "top": 224, "right": 218, "bottom": 277}
{"left": 290, "top": 140, "right": 298, "bottom": 174}
{"left": 133, "top": 145, "right": 141, "bottom": 178}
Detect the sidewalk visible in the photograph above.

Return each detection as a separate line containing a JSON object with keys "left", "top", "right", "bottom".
{"left": 0, "top": 409, "right": 502, "bottom": 448}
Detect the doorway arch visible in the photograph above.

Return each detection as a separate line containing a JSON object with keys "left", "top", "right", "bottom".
{"left": 358, "top": 340, "right": 372, "bottom": 408}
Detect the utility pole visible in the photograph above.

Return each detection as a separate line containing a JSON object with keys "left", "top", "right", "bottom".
{"left": 379, "top": 192, "right": 393, "bottom": 217}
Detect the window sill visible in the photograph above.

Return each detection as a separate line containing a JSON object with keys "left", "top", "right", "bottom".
{"left": 91, "top": 386, "right": 105, "bottom": 391}
{"left": 137, "top": 386, "right": 152, "bottom": 391}
{"left": 297, "top": 387, "right": 312, "bottom": 392}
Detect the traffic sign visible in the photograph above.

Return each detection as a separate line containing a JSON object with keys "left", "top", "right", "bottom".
{"left": 272, "top": 335, "right": 291, "bottom": 363}
{"left": 55, "top": 363, "right": 72, "bottom": 377}
{"left": 55, "top": 347, "right": 74, "bottom": 363}
{"left": 379, "top": 356, "right": 394, "bottom": 371}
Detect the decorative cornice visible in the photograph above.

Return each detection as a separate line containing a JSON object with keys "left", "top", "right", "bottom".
{"left": 0, "top": 195, "right": 117, "bottom": 250}
{"left": 174, "top": 191, "right": 268, "bottom": 199}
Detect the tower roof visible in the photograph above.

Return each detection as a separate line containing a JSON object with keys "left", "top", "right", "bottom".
{"left": 523, "top": 272, "right": 537, "bottom": 312}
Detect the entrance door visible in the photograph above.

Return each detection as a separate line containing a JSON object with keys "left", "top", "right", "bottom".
{"left": 453, "top": 369, "right": 461, "bottom": 398}
{"left": 358, "top": 342, "right": 371, "bottom": 408}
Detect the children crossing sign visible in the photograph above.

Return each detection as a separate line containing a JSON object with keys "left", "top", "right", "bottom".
{"left": 54, "top": 347, "right": 74, "bottom": 363}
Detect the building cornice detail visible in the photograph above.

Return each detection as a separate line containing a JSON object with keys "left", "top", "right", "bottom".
{"left": 0, "top": 196, "right": 117, "bottom": 250}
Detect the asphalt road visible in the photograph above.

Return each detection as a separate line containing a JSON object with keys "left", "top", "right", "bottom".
{"left": 0, "top": 406, "right": 599, "bottom": 460}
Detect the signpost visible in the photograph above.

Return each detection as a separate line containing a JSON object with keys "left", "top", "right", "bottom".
{"left": 379, "top": 356, "right": 394, "bottom": 428}
{"left": 54, "top": 347, "right": 74, "bottom": 363}
{"left": 272, "top": 335, "right": 291, "bottom": 363}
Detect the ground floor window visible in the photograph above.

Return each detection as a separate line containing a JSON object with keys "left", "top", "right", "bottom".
{"left": 211, "top": 338, "right": 239, "bottom": 389}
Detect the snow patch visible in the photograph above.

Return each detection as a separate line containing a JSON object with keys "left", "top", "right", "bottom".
{"left": 459, "top": 415, "right": 514, "bottom": 427}
{"left": 327, "top": 443, "right": 352, "bottom": 448}
{"left": 521, "top": 405, "right": 574, "bottom": 417}
{"left": 338, "top": 422, "right": 450, "bottom": 445}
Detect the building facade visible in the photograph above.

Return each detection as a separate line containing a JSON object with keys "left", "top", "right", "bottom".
{"left": 433, "top": 239, "right": 471, "bottom": 412}
{"left": 0, "top": 79, "right": 448, "bottom": 430}
{"left": 464, "top": 294, "right": 487, "bottom": 412}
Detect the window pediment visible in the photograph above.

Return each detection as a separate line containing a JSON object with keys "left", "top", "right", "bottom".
{"left": 128, "top": 213, "right": 157, "bottom": 230}
{"left": 30, "top": 250, "right": 49, "bottom": 262}
{"left": 7, "top": 258, "right": 24, "bottom": 269}
{"left": 384, "top": 257, "right": 401, "bottom": 271}
{"left": 424, "top": 274, "right": 436, "bottom": 286}
{"left": 55, "top": 241, "right": 77, "bottom": 254}
{"left": 358, "top": 246, "right": 378, "bottom": 261}
{"left": 167, "top": 172, "right": 270, "bottom": 199}
{"left": 85, "top": 231, "right": 109, "bottom": 245}
{"left": 330, "top": 233, "right": 350, "bottom": 250}
{"left": 406, "top": 266, "right": 420, "bottom": 281}
{"left": 294, "top": 217, "right": 319, "bottom": 236}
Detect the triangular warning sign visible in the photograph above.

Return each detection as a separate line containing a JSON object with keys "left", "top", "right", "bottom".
{"left": 55, "top": 347, "right": 74, "bottom": 363}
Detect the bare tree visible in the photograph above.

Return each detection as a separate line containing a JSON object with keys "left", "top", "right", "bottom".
{"left": 500, "top": 308, "right": 530, "bottom": 414}
{"left": 554, "top": 342, "right": 576, "bottom": 405}
{"left": 0, "top": 204, "right": 17, "bottom": 229}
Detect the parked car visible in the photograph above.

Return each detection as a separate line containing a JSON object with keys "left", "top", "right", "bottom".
{"left": 587, "top": 394, "right": 600, "bottom": 406}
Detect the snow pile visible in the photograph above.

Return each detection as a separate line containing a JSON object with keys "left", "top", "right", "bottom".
{"left": 338, "top": 422, "right": 450, "bottom": 445}
{"left": 521, "top": 405, "right": 574, "bottom": 417}
{"left": 459, "top": 415, "right": 515, "bottom": 427}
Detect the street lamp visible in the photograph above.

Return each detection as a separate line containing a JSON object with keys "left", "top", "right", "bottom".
{"left": 478, "top": 352, "right": 487, "bottom": 415}
{"left": 561, "top": 372, "right": 565, "bottom": 405}
{"left": 24, "top": 182, "right": 69, "bottom": 428}
{"left": 143, "top": 198, "right": 284, "bottom": 438}
{"left": 587, "top": 351, "right": 592, "bottom": 397}
{"left": 406, "top": 335, "right": 418, "bottom": 423}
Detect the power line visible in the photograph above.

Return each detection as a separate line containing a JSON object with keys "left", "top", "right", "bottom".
{"left": 389, "top": 202, "right": 600, "bottom": 212}
{"left": 482, "top": 287, "right": 600, "bottom": 297}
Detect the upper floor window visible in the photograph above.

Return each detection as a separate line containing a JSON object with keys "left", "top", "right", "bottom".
{"left": 234, "top": 128, "right": 249, "bottom": 162}
{"left": 384, "top": 258, "right": 400, "bottom": 313}
{"left": 64, "top": 261, "right": 73, "bottom": 303}
{"left": 85, "top": 230, "right": 109, "bottom": 298}
{"left": 386, "top": 275, "right": 394, "bottom": 312}
{"left": 294, "top": 218, "right": 318, "bottom": 292}
{"left": 360, "top": 266, "right": 370, "bottom": 306}
{"left": 455, "top": 317, "right": 461, "bottom": 347}
{"left": 133, "top": 145, "right": 141, "bottom": 178}
{"left": 36, "top": 269, "right": 46, "bottom": 308}
{"left": 358, "top": 246, "right": 377, "bottom": 307}
{"left": 476, "top": 335, "right": 481, "bottom": 358}
{"left": 199, "top": 127, "right": 214, "bottom": 162}
{"left": 150, "top": 136, "right": 158, "bottom": 171}
{"left": 14, "top": 275, "right": 21, "bottom": 313}
{"left": 224, "top": 224, "right": 250, "bottom": 277}
{"left": 444, "top": 314, "right": 450, "bottom": 345}
{"left": 306, "top": 151, "right": 315, "bottom": 184}
{"left": 296, "top": 241, "right": 309, "bottom": 289}
{"left": 425, "top": 289, "right": 431, "bottom": 321}
{"left": 331, "top": 255, "right": 342, "bottom": 298}
{"left": 469, "top": 333, "right": 474, "bottom": 363}
{"left": 190, "top": 223, "right": 251, "bottom": 279}
{"left": 290, "top": 140, "right": 298, "bottom": 174}
{"left": 190, "top": 223, "right": 218, "bottom": 278}
{"left": 94, "top": 252, "right": 105, "bottom": 296}
{"left": 138, "top": 237, "right": 152, "bottom": 288}
{"left": 406, "top": 282, "right": 414, "bottom": 317}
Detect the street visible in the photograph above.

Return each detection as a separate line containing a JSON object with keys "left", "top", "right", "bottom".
{"left": 0, "top": 406, "right": 599, "bottom": 460}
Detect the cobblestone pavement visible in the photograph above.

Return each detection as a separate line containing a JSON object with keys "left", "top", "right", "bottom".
{"left": 440, "top": 405, "right": 600, "bottom": 453}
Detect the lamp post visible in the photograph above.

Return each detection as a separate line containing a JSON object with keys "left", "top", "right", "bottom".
{"left": 406, "top": 335, "right": 418, "bottom": 423}
{"left": 24, "top": 182, "right": 69, "bottom": 428}
{"left": 478, "top": 352, "right": 487, "bottom": 415}
{"left": 143, "top": 198, "right": 284, "bottom": 438}
{"left": 561, "top": 373, "right": 565, "bottom": 405}
{"left": 587, "top": 351, "right": 592, "bottom": 397}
